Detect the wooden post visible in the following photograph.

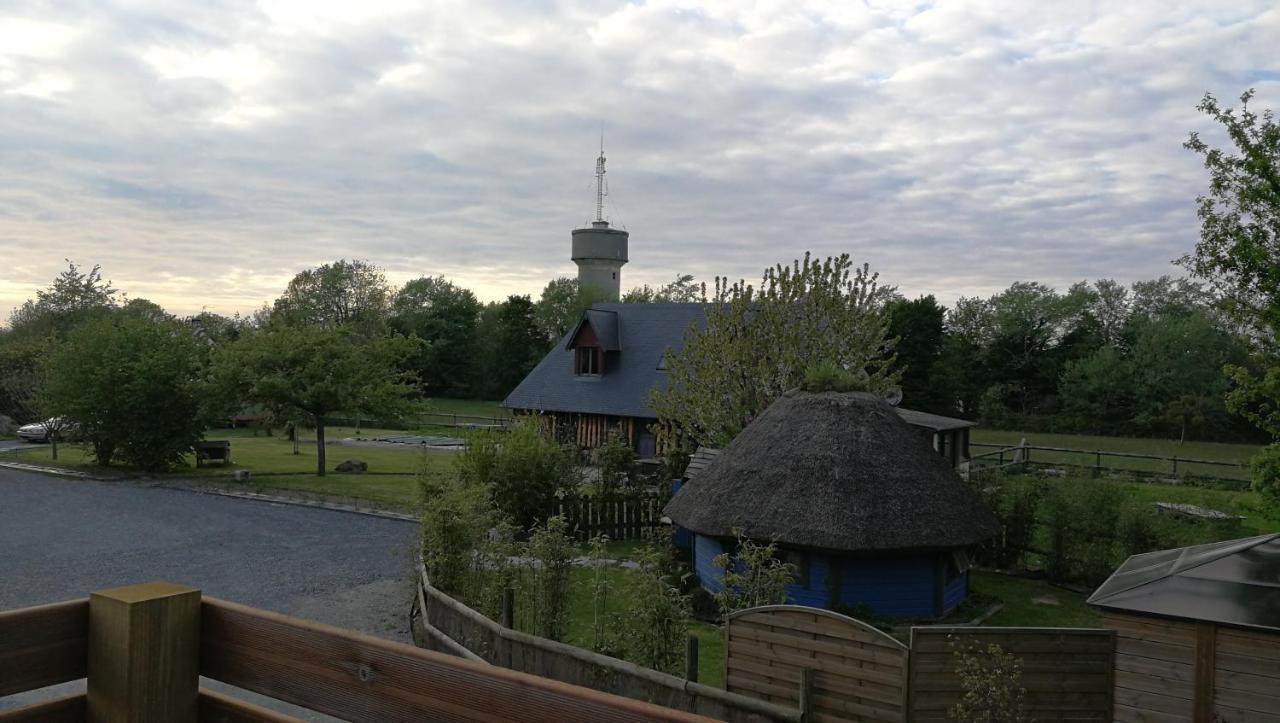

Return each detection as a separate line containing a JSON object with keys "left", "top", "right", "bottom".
{"left": 798, "top": 668, "right": 814, "bottom": 722}
{"left": 1094, "top": 450, "right": 1102, "bottom": 478}
{"left": 501, "top": 587, "right": 514, "bottom": 629}
{"left": 685, "top": 634, "right": 699, "bottom": 683}
{"left": 1173, "top": 456, "right": 1179, "bottom": 476}
{"left": 1193, "top": 622, "right": 1217, "bottom": 723}
{"left": 87, "top": 582, "right": 201, "bottom": 723}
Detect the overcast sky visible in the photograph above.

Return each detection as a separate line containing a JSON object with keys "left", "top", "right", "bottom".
{"left": 1, "top": 1, "right": 1277, "bottom": 321}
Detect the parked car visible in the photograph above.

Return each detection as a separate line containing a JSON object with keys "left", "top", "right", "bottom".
{"left": 16, "top": 418, "right": 69, "bottom": 443}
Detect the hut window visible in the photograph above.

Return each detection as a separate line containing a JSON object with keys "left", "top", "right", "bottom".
{"left": 575, "top": 347, "right": 602, "bottom": 376}
{"left": 949, "top": 550, "right": 972, "bottom": 578}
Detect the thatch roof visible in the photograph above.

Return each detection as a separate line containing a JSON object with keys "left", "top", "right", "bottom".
{"left": 663, "top": 391, "right": 997, "bottom": 553}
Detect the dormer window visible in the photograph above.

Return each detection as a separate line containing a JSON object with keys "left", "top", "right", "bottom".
{"left": 575, "top": 347, "right": 602, "bottom": 375}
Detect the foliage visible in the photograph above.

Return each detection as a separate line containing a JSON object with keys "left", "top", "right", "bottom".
{"left": 456, "top": 418, "right": 578, "bottom": 529}
{"left": 586, "top": 536, "right": 617, "bottom": 655}
{"left": 652, "top": 253, "right": 898, "bottom": 447}
{"left": 621, "top": 274, "right": 704, "bottom": 303}
{"left": 41, "top": 311, "right": 207, "bottom": 470}
{"left": 990, "top": 478, "right": 1039, "bottom": 569}
{"left": 801, "top": 362, "right": 871, "bottom": 393}
{"left": 1038, "top": 481, "right": 1126, "bottom": 584}
{"left": 8, "top": 261, "right": 118, "bottom": 338}
{"left": 390, "top": 276, "right": 482, "bottom": 397}
{"left": 886, "top": 295, "right": 951, "bottom": 413}
{"left": 615, "top": 531, "right": 692, "bottom": 674}
{"left": 216, "top": 324, "right": 415, "bottom": 476}
{"left": 535, "top": 277, "right": 610, "bottom": 345}
{"left": 1249, "top": 443, "right": 1280, "bottom": 515}
{"left": 0, "top": 335, "right": 51, "bottom": 422}
{"left": 419, "top": 469, "right": 495, "bottom": 595}
{"left": 591, "top": 429, "right": 636, "bottom": 494}
{"left": 711, "top": 532, "right": 797, "bottom": 619}
{"left": 948, "top": 640, "right": 1030, "bottom": 723}
{"left": 524, "top": 515, "right": 575, "bottom": 641}
{"left": 270, "top": 259, "right": 391, "bottom": 336}
{"left": 473, "top": 295, "right": 545, "bottom": 399}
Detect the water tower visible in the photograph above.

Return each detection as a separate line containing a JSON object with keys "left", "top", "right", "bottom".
{"left": 571, "top": 142, "right": 628, "bottom": 300}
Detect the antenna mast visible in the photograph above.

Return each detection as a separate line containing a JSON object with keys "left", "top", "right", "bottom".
{"left": 595, "top": 134, "right": 607, "bottom": 223}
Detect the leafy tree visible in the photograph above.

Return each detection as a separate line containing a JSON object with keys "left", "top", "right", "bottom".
{"left": 622, "top": 274, "right": 703, "bottom": 303}
{"left": 1059, "top": 346, "right": 1138, "bottom": 433}
{"left": 8, "top": 261, "right": 117, "bottom": 338}
{"left": 390, "top": 276, "right": 482, "bottom": 397}
{"left": 949, "top": 641, "right": 1030, "bottom": 723}
{"left": 652, "top": 253, "right": 898, "bottom": 447}
{"left": 0, "top": 335, "right": 51, "bottom": 422}
{"left": 887, "top": 295, "right": 950, "bottom": 413}
{"left": 472, "top": 295, "right": 545, "bottom": 400}
{"left": 1182, "top": 89, "right": 1280, "bottom": 503}
{"left": 271, "top": 259, "right": 391, "bottom": 335}
{"left": 217, "top": 325, "right": 414, "bottom": 476}
{"left": 41, "top": 312, "right": 207, "bottom": 470}
{"left": 535, "top": 277, "right": 609, "bottom": 345}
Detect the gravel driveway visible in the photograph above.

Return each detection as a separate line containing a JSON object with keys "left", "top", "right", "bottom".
{"left": 0, "top": 466, "right": 420, "bottom": 713}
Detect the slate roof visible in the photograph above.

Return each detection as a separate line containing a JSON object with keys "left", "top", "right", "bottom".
{"left": 1087, "top": 533, "right": 1280, "bottom": 633}
{"left": 503, "top": 303, "right": 706, "bottom": 418}
{"left": 664, "top": 390, "right": 997, "bottom": 552}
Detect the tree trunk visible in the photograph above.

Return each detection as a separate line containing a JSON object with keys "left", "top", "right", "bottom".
{"left": 315, "top": 416, "right": 326, "bottom": 477}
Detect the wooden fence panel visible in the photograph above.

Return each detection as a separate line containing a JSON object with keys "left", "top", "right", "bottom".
{"left": 0, "top": 598, "right": 88, "bottom": 697}
{"left": 1213, "top": 626, "right": 1280, "bottom": 723}
{"left": 908, "top": 626, "right": 1114, "bottom": 722}
{"left": 557, "top": 493, "right": 665, "bottom": 541}
{"left": 726, "top": 605, "right": 908, "bottom": 723}
{"left": 1102, "top": 612, "right": 1196, "bottom": 723}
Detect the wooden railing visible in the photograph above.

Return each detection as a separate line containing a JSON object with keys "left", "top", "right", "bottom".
{"left": 969, "top": 442, "right": 1249, "bottom": 485}
{"left": 0, "top": 582, "right": 713, "bottom": 722}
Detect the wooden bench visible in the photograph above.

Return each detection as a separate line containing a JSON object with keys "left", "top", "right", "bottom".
{"left": 195, "top": 440, "right": 232, "bottom": 467}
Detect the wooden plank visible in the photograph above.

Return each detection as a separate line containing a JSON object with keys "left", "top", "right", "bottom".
{"left": 1115, "top": 669, "right": 1195, "bottom": 699}
{"left": 200, "top": 597, "right": 712, "bottom": 723}
{"left": 1193, "top": 622, "right": 1215, "bottom": 723}
{"left": 810, "top": 692, "right": 901, "bottom": 723}
{"left": 88, "top": 581, "right": 202, "bottom": 723}
{"left": 728, "top": 641, "right": 905, "bottom": 686}
{"left": 0, "top": 693, "right": 86, "bottom": 723}
{"left": 198, "top": 689, "right": 303, "bottom": 723}
{"left": 0, "top": 598, "right": 88, "bottom": 697}
{"left": 1114, "top": 686, "right": 1193, "bottom": 716}
{"left": 1117, "top": 637, "right": 1197, "bottom": 664}
{"left": 1214, "top": 702, "right": 1280, "bottom": 723}
{"left": 1113, "top": 703, "right": 1191, "bottom": 723}
{"left": 1115, "top": 654, "right": 1195, "bottom": 683}
{"left": 1215, "top": 665, "right": 1280, "bottom": 695}
{"left": 731, "top": 623, "right": 905, "bottom": 666}
{"left": 1215, "top": 650, "right": 1280, "bottom": 677}
{"left": 1216, "top": 630, "right": 1280, "bottom": 662}
{"left": 1214, "top": 687, "right": 1280, "bottom": 717}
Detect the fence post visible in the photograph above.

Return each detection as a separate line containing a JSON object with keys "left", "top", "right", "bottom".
{"left": 1172, "top": 456, "right": 1179, "bottom": 477}
{"left": 87, "top": 581, "right": 201, "bottom": 723}
{"left": 501, "top": 587, "right": 514, "bottom": 629}
{"left": 798, "top": 668, "right": 814, "bottom": 722}
{"left": 685, "top": 634, "right": 699, "bottom": 683}
{"left": 1094, "top": 450, "right": 1102, "bottom": 478}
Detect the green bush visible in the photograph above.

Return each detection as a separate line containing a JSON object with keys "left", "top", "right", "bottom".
{"left": 591, "top": 430, "right": 636, "bottom": 494}
{"left": 616, "top": 531, "right": 691, "bottom": 674}
{"left": 1250, "top": 443, "right": 1280, "bottom": 515}
{"left": 993, "top": 479, "right": 1039, "bottom": 569}
{"left": 457, "top": 418, "right": 578, "bottom": 529}
{"left": 523, "top": 515, "right": 574, "bottom": 641}
{"left": 418, "top": 470, "right": 495, "bottom": 596}
{"left": 712, "top": 532, "right": 797, "bottom": 620}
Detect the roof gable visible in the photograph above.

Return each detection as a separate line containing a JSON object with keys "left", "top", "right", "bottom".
{"left": 566, "top": 309, "right": 620, "bottom": 351}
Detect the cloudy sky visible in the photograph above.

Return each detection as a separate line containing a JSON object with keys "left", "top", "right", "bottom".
{"left": 1, "top": 1, "right": 1277, "bottom": 321}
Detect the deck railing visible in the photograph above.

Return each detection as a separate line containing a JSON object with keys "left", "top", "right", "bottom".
{"left": 0, "top": 582, "right": 711, "bottom": 722}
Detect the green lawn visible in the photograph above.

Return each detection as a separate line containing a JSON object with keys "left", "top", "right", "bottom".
{"left": 970, "top": 571, "right": 1100, "bottom": 627}
{"left": 971, "top": 429, "right": 1261, "bottom": 481}
{"left": 5, "top": 428, "right": 456, "bottom": 509}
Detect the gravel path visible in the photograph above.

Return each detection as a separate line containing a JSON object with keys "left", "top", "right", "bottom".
{"left": 0, "top": 466, "right": 420, "bottom": 714}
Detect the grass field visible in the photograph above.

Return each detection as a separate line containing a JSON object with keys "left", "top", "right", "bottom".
{"left": 4, "top": 427, "right": 456, "bottom": 509}
{"left": 970, "top": 571, "right": 1100, "bottom": 627}
{"left": 971, "top": 429, "right": 1261, "bottom": 481}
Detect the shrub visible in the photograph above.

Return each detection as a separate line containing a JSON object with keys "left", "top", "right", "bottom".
{"left": 1250, "top": 443, "right": 1280, "bottom": 516}
{"left": 523, "top": 515, "right": 574, "bottom": 641}
{"left": 616, "top": 530, "right": 692, "bottom": 674}
{"left": 418, "top": 470, "right": 494, "bottom": 595}
{"left": 1117, "top": 505, "right": 1159, "bottom": 558}
{"left": 801, "top": 363, "right": 869, "bottom": 393}
{"left": 993, "top": 479, "right": 1039, "bottom": 569}
{"left": 949, "top": 639, "right": 1030, "bottom": 723}
{"left": 592, "top": 430, "right": 636, "bottom": 494}
{"left": 712, "top": 532, "right": 797, "bottom": 620}
{"left": 457, "top": 418, "right": 578, "bottom": 529}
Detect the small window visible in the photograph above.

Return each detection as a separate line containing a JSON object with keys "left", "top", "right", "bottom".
{"left": 575, "top": 347, "right": 602, "bottom": 376}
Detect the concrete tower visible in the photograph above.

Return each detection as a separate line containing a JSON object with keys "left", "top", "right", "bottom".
{"left": 571, "top": 141, "right": 628, "bottom": 301}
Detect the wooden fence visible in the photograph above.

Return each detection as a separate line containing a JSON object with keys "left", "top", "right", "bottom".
{"left": 414, "top": 565, "right": 798, "bottom": 722}
{"left": 556, "top": 492, "right": 666, "bottom": 540}
{"left": 725, "top": 606, "right": 909, "bottom": 722}
{"left": 969, "top": 443, "right": 1250, "bottom": 486}
{"left": 0, "top": 582, "right": 716, "bottom": 722}
{"left": 1104, "top": 611, "right": 1280, "bottom": 723}
{"left": 907, "top": 627, "right": 1115, "bottom": 722}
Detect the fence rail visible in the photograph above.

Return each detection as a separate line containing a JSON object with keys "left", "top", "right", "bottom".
{"left": 969, "top": 442, "right": 1249, "bottom": 485}
{"left": 557, "top": 492, "right": 665, "bottom": 540}
{"left": 0, "top": 583, "right": 713, "bottom": 723}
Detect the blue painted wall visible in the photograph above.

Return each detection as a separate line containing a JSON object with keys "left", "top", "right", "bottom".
{"left": 691, "top": 533, "right": 970, "bottom": 619}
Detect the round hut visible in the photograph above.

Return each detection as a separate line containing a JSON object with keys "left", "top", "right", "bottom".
{"left": 664, "top": 390, "right": 996, "bottom": 619}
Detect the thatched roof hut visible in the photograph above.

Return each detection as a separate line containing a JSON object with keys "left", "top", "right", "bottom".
{"left": 665, "top": 390, "right": 995, "bottom": 553}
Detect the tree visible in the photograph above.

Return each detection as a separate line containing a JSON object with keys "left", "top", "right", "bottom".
{"left": 217, "top": 325, "right": 414, "bottom": 476}
{"left": 41, "top": 312, "right": 207, "bottom": 470}
{"left": 8, "top": 261, "right": 118, "bottom": 338}
{"left": 455, "top": 418, "right": 577, "bottom": 529}
{"left": 887, "top": 295, "right": 950, "bottom": 413}
{"left": 621, "top": 274, "right": 703, "bottom": 303}
{"left": 711, "top": 533, "right": 797, "bottom": 619}
{"left": 651, "top": 253, "right": 898, "bottom": 447}
{"left": 535, "top": 277, "right": 609, "bottom": 345}
{"left": 271, "top": 259, "right": 391, "bottom": 335}
{"left": 389, "top": 276, "right": 482, "bottom": 397}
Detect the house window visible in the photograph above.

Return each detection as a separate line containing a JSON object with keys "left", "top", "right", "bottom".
{"left": 575, "top": 347, "right": 602, "bottom": 376}
{"left": 778, "top": 549, "right": 809, "bottom": 589}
